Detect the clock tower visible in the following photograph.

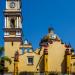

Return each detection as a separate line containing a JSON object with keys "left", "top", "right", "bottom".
{"left": 4, "top": 0, "right": 22, "bottom": 72}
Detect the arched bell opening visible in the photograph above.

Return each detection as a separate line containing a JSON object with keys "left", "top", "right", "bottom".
{"left": 10, "top": 18, "right": 15, "bottom": 28}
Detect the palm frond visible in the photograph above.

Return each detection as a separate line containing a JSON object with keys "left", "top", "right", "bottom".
{"left": 0, "top": 65, "right": 3, "bottom": 70}
{"left": 0, "top": 47, "right": 4, "bottom": 52}
{"left": 1, "top": 56, "right": 12, "bottom": 64}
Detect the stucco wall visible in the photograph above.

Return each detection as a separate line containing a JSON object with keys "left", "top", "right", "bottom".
{"left": 48, "top": 41, "right": 66, "bottom": 72}
{"left": 5, "top": 42, "right": 21, "bottom": 72}
{"left": 18, "top": 52, "right": 41, "bottom": 72}
{"left": 71, "top": 58, "right": 75, "bottom": 73}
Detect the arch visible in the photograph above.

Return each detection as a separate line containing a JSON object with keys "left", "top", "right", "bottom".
{"left": 10, "top": 18, "right": 15, "bottom": 28}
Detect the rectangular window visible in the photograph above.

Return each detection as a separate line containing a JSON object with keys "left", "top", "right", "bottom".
{"left": 27, "top": 56, "right": 34, "bottom": 65}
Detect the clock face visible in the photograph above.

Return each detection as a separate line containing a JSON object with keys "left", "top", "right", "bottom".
{"left": 10, "top": 1, "right": 15, "bottom": 8}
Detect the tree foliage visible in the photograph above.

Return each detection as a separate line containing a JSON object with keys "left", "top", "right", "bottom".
{"left": 0, "top": 46, "right": 12, "bottom": 72}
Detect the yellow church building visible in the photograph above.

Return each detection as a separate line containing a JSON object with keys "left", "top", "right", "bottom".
{"left": 3, "top": 0, "right": 75, "bottom": 75}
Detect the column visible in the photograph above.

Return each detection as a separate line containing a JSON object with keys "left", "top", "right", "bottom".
{"left": 44, "top": 45, "right": 48, "bottom": 75}
{"left": 5, "top": 17, "right": 7, "bottom": 28}
{"left": 19, "top": 17, "right": 22, "bottom": 28}
{"left": 17, "top": 17, "right": 19, "bottom": 28}
{"left": 66, "top": 49, "right": 71, "bottom": 75}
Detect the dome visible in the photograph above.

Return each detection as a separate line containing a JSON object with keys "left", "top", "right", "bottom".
{"left": 40, "top": 28, "right": 60, "bottom": 45}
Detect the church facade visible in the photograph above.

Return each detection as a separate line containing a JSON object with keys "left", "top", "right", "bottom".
{"left": 3, "top": 0, "right": 75, "bottom": 75}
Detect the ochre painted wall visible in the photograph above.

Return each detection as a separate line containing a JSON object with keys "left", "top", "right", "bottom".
{"left": 4, "top": 40, "right": 75, "bottom": 73}
{"left": 48, "top": 41, "right": 66, "bottom": 72}
{"left": 5, "top": 42, "right": 21, "bottom": 72}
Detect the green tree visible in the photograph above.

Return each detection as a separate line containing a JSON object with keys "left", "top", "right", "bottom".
{"left": 0, "top": 46, "right": 11, "bottom": 74}
{"left": 0, "top": 46, "right": 4, "bottom": 56}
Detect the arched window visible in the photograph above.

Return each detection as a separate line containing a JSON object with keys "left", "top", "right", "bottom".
{"left": 10, "top": 18, "right": 15, "bottom": 28}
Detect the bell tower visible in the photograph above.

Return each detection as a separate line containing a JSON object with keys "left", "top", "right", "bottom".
{"left": 4, "top": 0, "right": 22, "bottom": 72}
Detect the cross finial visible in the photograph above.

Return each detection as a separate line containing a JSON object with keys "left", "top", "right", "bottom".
{"left": 48, "top": 27, "right": 54, "bottom": 33}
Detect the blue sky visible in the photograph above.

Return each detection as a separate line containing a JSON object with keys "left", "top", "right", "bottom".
{"left": 0, "top": 0, "right": 75, "bottom": 50}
